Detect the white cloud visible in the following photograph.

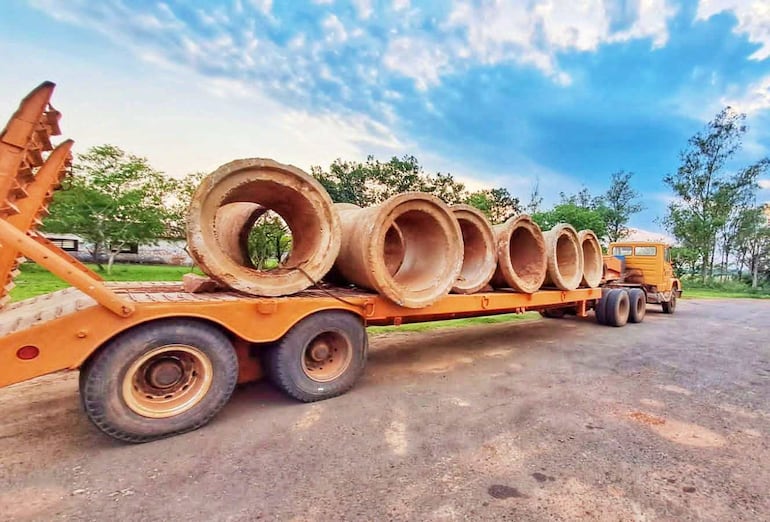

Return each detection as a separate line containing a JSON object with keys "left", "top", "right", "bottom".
{"left": 759, "top": 179, "right": 770, "bottom": 189}
{"left": 697, "top": 0, "right": 770, "bottom": 60}
{"left": 351, "top": 0, "right": 373, "bottom": 20}
{"left": 385, "top": 0, "right": 678, "bottom": 88}
{"left": 322, "top": 14, "right": 348, "bottom": 44}
{"left": 393, "top": 0, "right": 410, "bottom": 11}
{"left": 721, "top": 74, "right": 770, "bottom": 115}
{"left": 248, "top": 0, "right": 272, "bottom": 16}
{"left": 383, "top": 37, "right": 449, "bottom": 91}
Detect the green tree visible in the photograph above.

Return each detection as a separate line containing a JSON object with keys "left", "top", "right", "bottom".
{"left": 246, "top": 213, "right": 292, "bottom": 269}
{"left": 311, "top": 155, "right": 468, "bottom": 205}
{"left": 664, "top": 107, "right": 767, "bottom": 282}
{"left": 532, "top": 203, "right": 608, "bottom": 239}
{"left": 465, "top": 188, "right": 521, "bottom": 224}
{"left": 603, "top": 171, "right": 644, "bottom": 242}
{"left": 44, "top": 145, "right": 175, "bottom": 274}
{"left": 167, "top": 171, "right": 206, "bottom": 239}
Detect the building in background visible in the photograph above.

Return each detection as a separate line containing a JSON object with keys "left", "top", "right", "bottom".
{"left": 42, "top": 233, "right": 193, "bottom": 266}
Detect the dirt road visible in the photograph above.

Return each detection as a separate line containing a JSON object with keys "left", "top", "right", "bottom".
{"left": 1, "top": 299, "right": 768, "bottom": 521}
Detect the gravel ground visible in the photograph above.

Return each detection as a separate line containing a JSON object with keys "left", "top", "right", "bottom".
{"left": 0, "top": 298, "right": 768, "bottom": 521}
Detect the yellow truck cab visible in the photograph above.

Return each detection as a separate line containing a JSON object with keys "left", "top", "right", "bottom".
{"left": 603, "top": 241, "right": 682, "bottom": 314}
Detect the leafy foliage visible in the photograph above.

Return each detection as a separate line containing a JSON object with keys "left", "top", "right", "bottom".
{"left": 464, "top": 188, "right": 521, "bottom": 224}
{"left": 663, "top": 107, "right": 769, "bottom": 282}
{"left": 44, "top": 145, "right": 175, "bottom": 273}
{"left": 532, "top": 203, "right": 608, "bottom": 238}
{"left": 603, "top": 171, "right": 644, "bottom": 242}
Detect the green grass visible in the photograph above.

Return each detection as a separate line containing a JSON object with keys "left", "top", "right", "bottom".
{"left": 9, "top": 262, "right": 198, "bottom": 302}
{"left": 682, "top": 287, "right": 770, "bottom": 299}
{"left": 679, "top": 278, "right": 770, "bottom": 300}
{"left": 368, "top": 312, "right": 539, "bottom": 335}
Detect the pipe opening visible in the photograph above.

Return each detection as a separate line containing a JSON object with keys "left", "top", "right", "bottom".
{"left": 187, "top": 159, "right": 340, "bottom": 296}
{"left": 217, "top": 180, "right": 322, "bottom": 275}
{"left": 383, "top": 225, "right": 405, "bottom": 276}
{"left": 389, "top": 209, "right": 451, "bottom": 291}
{"left": 458, "top": 219, "right": 486, "bottom": 281}
{"left": 555, "top": 234, "right": 580, "bottom": 282}
{"left": 579, "top": 231, "right": 603, "bottom": 288}
{"left": 509, "top": 227, "right": 546, "bottom": 286}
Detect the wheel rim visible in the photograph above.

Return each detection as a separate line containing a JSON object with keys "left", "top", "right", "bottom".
{"left": 300, "top": 331, "right": 353, "bottom": 383}
{"left": 122, "top": 345, "right": 213, "bottom": 419}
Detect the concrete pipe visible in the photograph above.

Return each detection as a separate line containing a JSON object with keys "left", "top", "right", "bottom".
{"left": 450, "top": 204, "right": 497, "bottom": 294}
{"left": 334, "top": 192, "right": 463, "bottom": 308}
{"left": 542, "top": 223, "right": 584, "bottom": 291}
{"left": 490, "top": 214, "right": 547, "bottom": 293}
{"left": 186, "top": 158, "right": 341, "bottom": 296}
{"left": 578, "top": 229, "right": 603, "bottom": 288}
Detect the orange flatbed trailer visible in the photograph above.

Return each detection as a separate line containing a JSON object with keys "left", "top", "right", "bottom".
{"left": 0, "top": 283, "right": 600, "bottom": 389}
{"left": 0, "top": 82, "right": 604, "bottom": 442}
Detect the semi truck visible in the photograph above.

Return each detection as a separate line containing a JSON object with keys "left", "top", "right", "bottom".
{"left": 0, "top": 83, "right": 678, "bottom": 442}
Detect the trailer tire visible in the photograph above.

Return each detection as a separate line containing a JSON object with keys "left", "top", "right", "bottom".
{"left": 79, "top": 319, "right": 238, "bottom": 443}
{"left": 264, "top": 310, "right": 367, "bottom": 402}
{"left": 594, "top": 288, "right": 612, "bottom": 325}
{"left": 662, "top": 293, "right": 677, "bottom": 314}
{"left": 628, "top": 288, "right": 646, "bottom": 323}
{"left": 605, "top": 289, "right": 630, "bottom": 327}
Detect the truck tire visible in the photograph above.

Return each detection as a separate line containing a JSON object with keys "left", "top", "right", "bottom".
{"left": 604, "top": 289, "right": 630, "bottom": 327}
{"left": 263, "top": 310, "right": 367, "bottom": 402}
{"left": 594, "top": 288, "right": 612, "bottom": 325}
{"left": 79, "top": 319, "right": 238, "bottom": 443}
{"left": 627, "top": 288, "right": 646, "bottom": 323}
{"left": 662, "top": 293, "right": 677, "bottom": 314}
{"left": 540, "top": 308, "right": 566, "bottom": 319}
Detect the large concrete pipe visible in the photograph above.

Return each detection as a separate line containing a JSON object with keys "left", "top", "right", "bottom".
{"left": 542, "top": 223, "right": 584, "bottom": 291}
{"left": 490, "top": 214, "right": 547, "bottom": 293}
{"left": 334, "top": 192, "right": 463, "bottom": 308}
{"left": 450, "top": 204, "right": 497, "bottom": 294}
{"left": 187, "top": 158, "right": 341, "bottom": 296}
{"left": 578, "top": 229, "right": 603, "bottom": 288}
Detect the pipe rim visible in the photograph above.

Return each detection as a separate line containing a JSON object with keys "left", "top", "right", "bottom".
{"left": 544, "top": 223, "right": 584, "bottom": 290}
{"left": 450, "top": 204, "right": 497, "bottom": 294}
{"left": 367, "top": 192, "right": 463, "bottom": 308}
{"left": 494, "top": 214, "right": 547, "bottom": 293}
{"left": 186, "top": 158, "right": 341, "bottom": 296}
{"left": 578, "top": 229, "right": 603, "bottom": 288}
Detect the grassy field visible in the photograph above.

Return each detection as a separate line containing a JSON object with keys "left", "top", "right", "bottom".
{"left": 9, "top": 262, "right": 197, "bottom": 302}
{"left": 368, "top": 312, "right": 539, "bottom": 335}
{"left": 682, "top": 287, "right": 770, "bottom": 299}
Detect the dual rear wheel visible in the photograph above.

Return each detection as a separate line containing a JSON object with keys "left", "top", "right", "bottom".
{"left": 595, "top": 288, "right": 646, "bottom": 327}
{"left": 79, "top": 311, "right": 367, "bottom": 443}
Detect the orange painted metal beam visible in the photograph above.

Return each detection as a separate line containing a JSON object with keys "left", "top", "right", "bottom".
{"left": 0, "top": 219, "right": 134, "bottom": 318}
{"left": 0, "top": 286, "right": 600, "bottom": 388}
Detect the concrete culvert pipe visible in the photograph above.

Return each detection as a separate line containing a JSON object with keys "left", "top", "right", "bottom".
{"left": 542, "top": 223, "right": 584, "bottom": 291}
{"left": 334, "top": 192, "right": 463, "bottom": 308}
{"left": 186, "top": 158, "right": 341, "bottom": 296}
{"left": 578, "top": 230, "right": 603, "bottom": 288}
{"left": 450, "top": 204, "right": 497, "bottom": 294}
{"left": 490, "top": 214, "right": 547, "bottom": 294}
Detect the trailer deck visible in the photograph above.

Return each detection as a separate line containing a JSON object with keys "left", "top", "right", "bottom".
{"left": 0, "top": 282, "right": 600, "bottom": 388}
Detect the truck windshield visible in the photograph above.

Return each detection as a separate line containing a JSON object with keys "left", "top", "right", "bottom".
{"left": 634, "top": 246, "right": 657, "bottom": 256}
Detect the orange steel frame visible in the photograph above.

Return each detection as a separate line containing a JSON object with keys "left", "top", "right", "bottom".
{"left": 0, "top": 82, "right": 601, "bottom": 390}
{"left": 0, "top": 287, "right": 600, "bottom": 388}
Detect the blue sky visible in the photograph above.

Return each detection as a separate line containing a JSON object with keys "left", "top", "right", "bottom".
{"left": 2, "top": 0, "right": 769, "bottom": 234}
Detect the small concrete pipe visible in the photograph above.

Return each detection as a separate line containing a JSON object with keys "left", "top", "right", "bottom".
{"left": 186, "top": 158, "right": 341, "bottom": 296}
{"left": 450, "top": 204, "right": 497, "bottom": 294}
{"left": 578, "top": 229, "right": 603, "bottom": 288}
{"left": 542, "top": 223, "right": 584, "bottom": 291}
{"left": 490, "top": 214, "right": 547, "bottom": 293}
{"left": 334, "top": 192, "right": 463, "bottom": 308}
